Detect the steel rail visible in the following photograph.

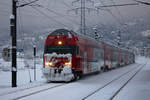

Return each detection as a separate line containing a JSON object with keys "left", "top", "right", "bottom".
{"left": 82, "top": 63, "right": 142, "bottom": 100}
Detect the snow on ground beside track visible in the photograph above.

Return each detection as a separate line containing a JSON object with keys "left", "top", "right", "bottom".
{"left": 135, "top": 56, "right": 149, "bottom": 64}
{"left": 85, "top": 65, "right": 142, "bottom": 100}
{"left": 0, "top": 68, "right": 45, "bottom": 92}
{"left": 0, "top": 83, "right": 64, "bottom": 100}
{"left": 0, "top": 58, "right": 45, "bottom": 93}
{"left": 113, "top": 57, "right": 150, "bottom": 100}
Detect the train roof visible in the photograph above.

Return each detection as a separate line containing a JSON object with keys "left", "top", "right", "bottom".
{"left": 48, "top": 29, "right": 134, "bottom": 54}
{"left": 49, "top": 29, "right": 76, "bottom": 35}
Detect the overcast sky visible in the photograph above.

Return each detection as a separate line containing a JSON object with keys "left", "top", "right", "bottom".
{"left": 0, "top": 0, "right": 150, "bottom": 36}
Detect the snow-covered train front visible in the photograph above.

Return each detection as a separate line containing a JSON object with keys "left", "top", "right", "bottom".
{"left": 42, "top": 29, "right": 135, "bottom": 82}
{"left": 43, "top": 53, "right": 74, "bottom": 81}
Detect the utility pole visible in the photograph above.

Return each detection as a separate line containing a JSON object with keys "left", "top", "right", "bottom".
{"left": 71, "top": 0, "right": 97, "bottom": 35}
{"left": 11, "top": 0, "right": 17, "bottom": 87}
{"left": 33, "top": 45, "right": 36, "bottom": 81}
{"left": 80, "top": 0, "right": 86, "bottom": 35}
{"left": 10, "top": 0, "right": 39, "bottom": 87}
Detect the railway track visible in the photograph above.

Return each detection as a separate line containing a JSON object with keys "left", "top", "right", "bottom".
{"left": 109, "top": 64, "right": 145, "bottom": 100}
{"left": 0, "top": 82, "right": 68, "bottom": 100}
{"left": 0, "top": 82, "right": 47, "bottom": 96}
{"left": 13, "top": 83, "right": 67, "bottom": 100}
{"left": 82, "top": 63, "right": 145, "bottom": 100}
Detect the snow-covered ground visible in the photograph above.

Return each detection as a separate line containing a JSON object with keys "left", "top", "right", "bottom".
{"left": 0, "top": 58, "right": 45, "bottom": 92}
{"left": 0, "top": 56, "right": 150, "bottom": 100}
{"left": 113, "top": 56, "right": 150, "bottom": 100}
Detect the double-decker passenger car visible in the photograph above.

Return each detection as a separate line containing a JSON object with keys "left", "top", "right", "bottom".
{"left": 42, "top": 29, "right": 135, "bottom": 82}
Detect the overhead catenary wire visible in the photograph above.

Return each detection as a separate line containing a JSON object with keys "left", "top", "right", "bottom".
{"left": 98, "top": 0, "right": 122, "bottom": 25}
{"left": 19, "top": 6, "right": 79, "bottom": 23}
{"left": 96, "top": 0, "right": 124, "bottom": 45}
{"left": 17, "top": 1, "right": 61, "bottom": 34}
{"left": 17, "top": 0, "right": 52, "bottom": 37}
{"left": 109, "top": 0, "right": 125, "bottom": 24}
{"left": 54, "top": 0, "right": 79, "bottom": 17}
{"left": 109, "top": 0, "right": 130, "bottom": 40}
{"left": 61, "top": 1, "right": 73, "bottom": 9}
{"left": 27, "top": 0, "right": 68, "bottom": 27}
{"left": 96, "top": 3, "right": 139, "bottom": 8}
{"left": 35, "top": 4, "right": 80, "bottom": 25}
{"left": 29, "top": 6, "right": 68, "bottom": 27}
{"left": 96, "top": 0, "right": 139, "bottom": 25}
{"left": 133, "top": 0, "right": 150, "bottom": 5}
{"left": 24, "top": 0, "right": 77, "bottom": 28}
{"left": 39, "top": 0, "right": 80, "bottom": 23}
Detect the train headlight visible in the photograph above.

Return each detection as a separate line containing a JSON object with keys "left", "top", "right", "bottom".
{"left": 65, "top": 62, "right": 72, "bottom": 67}
{"left": 45, "top": 62, "right": 53, "bottom": 67}
{"left": 58, "top": 41, "right": 62, "bottom": 45}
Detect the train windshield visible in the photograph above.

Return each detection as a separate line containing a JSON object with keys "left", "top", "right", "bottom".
{"left": 44, "top": 45, "right": 78, "bottom": 55}
{"left": 50, "top": 29, "right": 73, "bottom": 35}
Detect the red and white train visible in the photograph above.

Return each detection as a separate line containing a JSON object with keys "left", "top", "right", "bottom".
{"left": 42, "top": 29, "right": 135, "bottom": 82}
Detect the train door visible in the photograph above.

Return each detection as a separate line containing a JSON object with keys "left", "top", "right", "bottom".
{"left": 91, "top": 47, "right": 101, "bottom": 72}
{"left": 112, "top": 51, "right": 118, "bottom": 68}
{"left": 120, "top": 53, "right": 124, "bottom": 66}
{"left": 104, "top": 45, "right": 110, "bottom": 70}
{"left": 125, "top": 53, "right": 128, "bottom": 65}
{"left": 99, "top": 48, "right": 104, "bottom": 70}
{"left": 110, "top": 49, "right": 115, "bottom": 68}
{"left": 104, "top": 45, "right": 107, "bottom": 67}
{"left": 118, "top": 49, "right": 121, "bottom": 67}
{"left": 83, "top": 52, "right": 88, "bottom": 74}
{"left": 109, "top": 50, "right": 113, "bottom": 69}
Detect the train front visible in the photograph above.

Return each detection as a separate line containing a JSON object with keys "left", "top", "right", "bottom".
{"left": 42, "top": 29, "right": 78, "bottom": 82}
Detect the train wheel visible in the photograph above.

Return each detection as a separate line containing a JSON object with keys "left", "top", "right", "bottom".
{"left": 101, "top": 66, "right": 105, "bottom": 72}
{"left": 72, "top": 74, "right": 79, "bottom": 81}
{"left": 104, "top": 66, "right": 109, "bottom": 71}
{"left": 75, "top": 74, "right": 80, "bottom": 80}
{"left": 73, "top": 72, "right": 82, "bottom": 81}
